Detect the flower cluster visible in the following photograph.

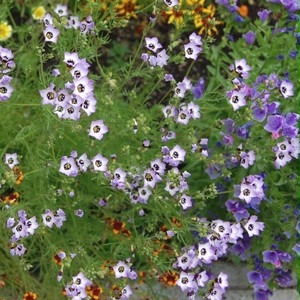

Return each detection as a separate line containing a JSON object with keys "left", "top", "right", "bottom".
{"left": 141, "top": 37, "right": 169, "bottom": 68}
{"left": 40, "top": 52, "right": 97, "bottom": 120}
{"left": 0, "top": 46, "right": 15, "bottom": 101}
{"left": 41, "top": 4, "right": 95, "bottom": 43}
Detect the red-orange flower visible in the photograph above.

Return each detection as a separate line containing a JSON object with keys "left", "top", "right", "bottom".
{"left": 22, "top": 292, "right": 38, "bottom": 300}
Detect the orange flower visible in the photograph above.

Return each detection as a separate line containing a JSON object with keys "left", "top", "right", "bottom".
{"left": 86, "top": 284, "right": 103, "bottom": 300}
{"left": 1, "top": 192, "right": 20, "bottom": 205}
{"left": 115, "top": 0, "right": 139, "bottom": 19}
{"left": 160, "top": 271, "right": 179, "bottom": 286}
{"left": 110, "top": 219, "right": 126, "bottom": 234}
{"left": 238, "top": 5, "right": 248, "bottom": 17}
{"left": 22, "top": 292, "right": 38, "bottom": 300}
{"left": 13, "top": 166, "right": 24, "bottom": 185}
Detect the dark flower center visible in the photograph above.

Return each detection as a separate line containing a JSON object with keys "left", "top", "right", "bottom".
{"left": 118, "top": 266, "right": 125, "bottom": 273}
{"left": 187, "top": 48, "right": 193, "bottom": 55}
{"left": 248, "top": 224, "right": 254, "bottom": 231}
{"left": 45, "top": 215, "right": 52, "bottom": 222}
{"left": 278, "top": 153, "right": 284, "bottom": 160}
{"left": 46, "top": 32, "right": 53, "bottom": 39}
{"left": 0, "top": 87, "right": 7, "bottom": 94}
{"left": 181, "top": 277, "right": 189, "bottom": 284}
{"left": 232, "top": 95, "right": 239, "bottom": 103}
{"left": 64, "top": 162, "right": 72, "bottom": 170}
{"left": 172, "top": 151, "right": 179, "bottom": 159}
{"left": 93, "top": 125, "right": 101, "bottom": 133}
{"left": 77, "top": 84, "right": 85, "bottom": 93}
{"left": 58, "top": 93, "right": 65, "bottom": 101}
{"left": 47, "top": 92, "right": 55, "bottom": 100}
{"left": 243, "top": 188, "right": 250, "bottom": 196}
{"left": 200, "top": 248, "right": 206, "bottom": 255}
{"left": 95, "top": 160, "right": 102, "bottom": 167}
{"left": 145, "top": 173, "right": 153, "bottom": 181}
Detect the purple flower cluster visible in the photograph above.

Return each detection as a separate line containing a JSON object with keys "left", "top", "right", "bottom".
{"left": 41, "top": 4, "right": 95, "bottom": 43}
{"left": 40, "top": 52, "right": 97, "bottom": 120}
{"left": 7, "top": 210, "right": 39, "bottom": 256}
{"left": 65, "top": 272, "right": 93, "bottom": 300}
{"left": 0, "top": 46, "right": 15, "bottom": 101}
{"left": 184, "top": 32, "right": 203, "bottom": 60}
{"left": 141, "top": 36, "right": 169, "bottom": 68}
{"left": 59, "top": 148, "right": 109, "bottom": 177}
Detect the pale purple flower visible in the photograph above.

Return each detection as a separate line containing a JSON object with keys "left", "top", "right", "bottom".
{"left": 75, "top": 209, "right": 84, "bottom": 217}
{"left": 244, "top": 215, "right": 265, "bottom": 237}
{"left": 64, "top": 52, "right": 80, "bottom": 68}
{"left": 7, "top": 217, "right": 15, "bottom": 228}
{"left": 81, "top": 94, "right": 97, "bottom": 116}
{"left": 10, "top": 244, "right": 27, "bottom": 256}
{"left": 73, "top": 76, "right": 94, "bottom": 99}
{"left": 42, "top": 209, "right": 55, "bottom": 228}
{"left": 121, "top": 285, "right": 133, "bottom": 300}
{"left": 189, "top": 32, "right": 202, "bottom": 45}
{"left": 184, "top": 42, "right": 202, "bottom": 60}
{"left": 198, "top": 242, "right": 217, "bottom": 264}
{"left": 43, "top": 13, "right": 53, "bottom": 26}
{"left": 76, "top": 153, "right": 91, "bottom": 172}
{"left": 280, "top": 80, "right": 294, "bottom": 98}
{"left": 164, "top": 0, "right": 179, "bottom": 7}
{"left": 234, "top": 58, "right": 251, "bottom": 78}
{"left": 156, "top": 49, "right": 169, "bottom": 67}
{"left": 91, "top": 154, "right": 108, "bottom": 172}
{"left": 179, "top": 194, "right": 193, "bottom": 210}
{"left": 43, "top": 25, "right": 60, "bottom": 43}
{"left": 72, "top": 272, "right": 92, "bottom": 289}
{"left": 89, "top": 120, "right": 108, "bottom": 141}
{"left": 25, "top": 216, "right": 39, "bottom": 235}
{"left": 176, "top": 271, "right": 197, "bottom": 292}
{"left": 143, "top": 168, "right": 161, "bottom": 189}
{"left": 59, "top": 156, "right": 78, "bottom": 177}
{"left": 164, "top": 73, "right": 174, "bottom": 81}
{"left": 229, "top": 90, "right": 247, "bottom": 111}
{"left": 0, "top": 75, "right": 14, "bottom": 101}
{"left": 145, "top": 37, "right": 162, "bottom": 53}
{"left": 4, "top": 153, "right": 19, "bottom": 169}
{"left": 113, "top": 261, "right": 130, "bottom": 278}
{"left": 54, "top": 4, "right": 68, "bottom": 16}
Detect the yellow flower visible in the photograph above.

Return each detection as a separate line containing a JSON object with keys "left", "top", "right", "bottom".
{"left": 0, "top": 21, "right": 12, "bottom": 41}
{"left": 164, "top": 7, "right": 185, "bottom": 27}
{"left": 115, "top": 0, "right": 139, "bottom": 19}
{"left": 32, "top": 6, "right": 46, "bottom": 20}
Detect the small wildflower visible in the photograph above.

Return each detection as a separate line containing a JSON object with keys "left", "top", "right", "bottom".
{"left": 4, "top": 153, "right": 19, "bottom": 169}
{"left": 32, "top": 6, "right": 46, "bottom": 20}
{"left": 22, "top": 292, "right": 38, "bottom": 300}
{"left": 43, "top": 25, "right": 60, "bottom": 43}
{"left": 0, "top": 21, "right": 12, "bottom": 41}
{"left": 89, "top": 120, "right": 108, "bottom": 141}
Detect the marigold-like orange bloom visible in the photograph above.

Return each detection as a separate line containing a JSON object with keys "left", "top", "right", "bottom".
{"left": 86, "top": 284, "right": 103, "bottom": 300}
{"left": 22, "top": 292, "right": 38, "bottom": 300}
{"left": 160, "top": 271, "right": 179, "bottom": 286}
{"left": 13, "top": 166, "right": 24, "bottom": 185}
{"left": 238, "top": 5, "right": 248, "bottom": 17}
{"left": 115, "top": 0, "right": 139, "bottom": 19}
{"left": 1, "top": 192, "right": 20, "bottom": 205}
{"left": 110, "top": 219, "right": 126, "bottom": 234}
